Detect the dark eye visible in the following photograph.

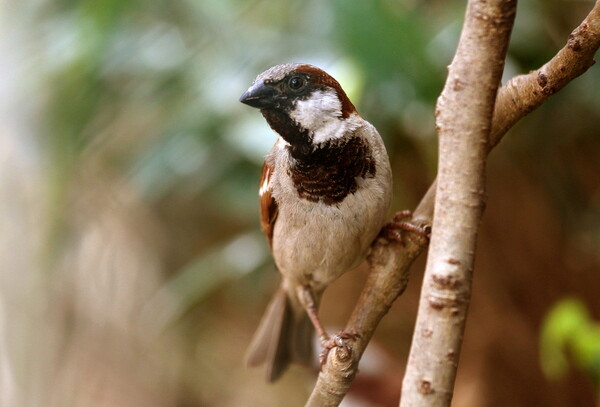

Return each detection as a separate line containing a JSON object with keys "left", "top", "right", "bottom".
{"left": 288, "top": 76, "right": 305, "bottom": 90}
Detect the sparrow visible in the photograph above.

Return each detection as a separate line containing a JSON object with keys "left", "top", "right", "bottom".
{"left": 240, "top": 63, "right": 392, "bottom": 382}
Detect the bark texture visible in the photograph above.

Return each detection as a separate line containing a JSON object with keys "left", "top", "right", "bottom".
{"left": 304, "top": 2, "right": 600, "bottom": 406}
{"left": 400, "top": 0, "right": 516, "bottom": 406}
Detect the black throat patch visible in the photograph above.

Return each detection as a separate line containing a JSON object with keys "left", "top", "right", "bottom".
{"left": 286, "top": 136, "right": 376, "bottom": 205}
{"left": 261, "top": 109, "right": 311, "bottom": 153}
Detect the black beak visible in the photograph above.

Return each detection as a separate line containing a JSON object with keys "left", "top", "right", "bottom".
{"left": 239, "top": 80, "right": 278, "bottom": 109}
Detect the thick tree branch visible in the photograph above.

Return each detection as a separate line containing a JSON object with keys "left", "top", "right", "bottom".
{"left": 304, "top": 2, "right": 600, "bottom": 406}
{"left": 400, "top": 0, "right": 516, "bottom": 405}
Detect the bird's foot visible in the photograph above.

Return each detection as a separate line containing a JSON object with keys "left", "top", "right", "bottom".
{"left": 319, "top": 331, "right": 361, "bottom": 367}
{"left": 380, "top": 210, "right": 431, "bottom": 246}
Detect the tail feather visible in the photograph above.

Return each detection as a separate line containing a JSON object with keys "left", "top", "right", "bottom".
{"left": 245, "top": 289, "right": 313, "bottom": 382}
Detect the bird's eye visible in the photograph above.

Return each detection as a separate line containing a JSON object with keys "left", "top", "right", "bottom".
{"left": 288, "top": 76, "right": 305, "bottom": 90}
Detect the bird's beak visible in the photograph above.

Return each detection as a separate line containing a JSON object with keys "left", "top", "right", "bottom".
{"left": 239, "top": 80, "right": 278, "bottom": 109}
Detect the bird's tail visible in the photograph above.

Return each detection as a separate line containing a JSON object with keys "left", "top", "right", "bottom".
{"left": 245, "top": 288, "right": 314, "bottom": 382}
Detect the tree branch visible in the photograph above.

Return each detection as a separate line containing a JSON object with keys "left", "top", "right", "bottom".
{"left": 400, "top": 0, "right": 516, "bottom": 405}
{"left": 304, "top": 2, "right": 600, "bottom": 406}
{"left": 490, "top": 1, "right": 600, "bottom": 149}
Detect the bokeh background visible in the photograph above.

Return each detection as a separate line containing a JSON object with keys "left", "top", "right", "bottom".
{"left": 1, "top": 0, "right": 599, "bottom": 406}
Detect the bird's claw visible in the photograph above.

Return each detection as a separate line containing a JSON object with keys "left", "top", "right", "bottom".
{"left": 380, "top": 210, "right": 431, "bottom": 246}
{"left": 319, "top": 331, "right": 360, "bottom": 367}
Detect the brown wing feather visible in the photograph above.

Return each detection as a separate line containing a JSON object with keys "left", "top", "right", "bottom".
{"left": 259, "top": 162, "right": 278, "bottom": 247}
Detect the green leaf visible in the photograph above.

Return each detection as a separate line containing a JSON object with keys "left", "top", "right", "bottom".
{"left": 540, "top": 297, "right": 600, "bottom": 385}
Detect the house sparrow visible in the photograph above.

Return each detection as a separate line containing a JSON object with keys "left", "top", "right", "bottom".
{"left": 240, "top": 63, "right": 392, "bottom": 382}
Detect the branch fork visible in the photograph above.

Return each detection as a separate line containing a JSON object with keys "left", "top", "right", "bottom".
{"left": 304, "top": 2, "right": 600, "bottom": 406}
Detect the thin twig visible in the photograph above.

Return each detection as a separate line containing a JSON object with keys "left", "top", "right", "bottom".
{"left": 304, "top": 2, "right": 600, "bottom": 406}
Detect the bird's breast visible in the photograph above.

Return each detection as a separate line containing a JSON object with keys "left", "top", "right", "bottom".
{"left": 286, "top": 135, "right": 377, "bottom": 206}
{"left": 271, "top": 173, "right": 390, "bottom": 289}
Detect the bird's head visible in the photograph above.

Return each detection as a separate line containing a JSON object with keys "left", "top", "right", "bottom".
{"left": 240, "top": 64, "right": 358, "bottom": 148}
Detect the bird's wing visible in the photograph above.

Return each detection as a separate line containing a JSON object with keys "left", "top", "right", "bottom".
{"left": 259, "top": 161, "right": 278, "bottom": 247}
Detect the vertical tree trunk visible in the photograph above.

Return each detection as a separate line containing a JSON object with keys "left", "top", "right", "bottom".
{"left": 400, "top": 1, "right": 517, "bottom": 406}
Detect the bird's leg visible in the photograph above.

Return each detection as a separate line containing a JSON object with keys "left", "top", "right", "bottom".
{"left": 298, "top": 286, "right": 329, "bottom": 343}
{"left": 380, "top": 209, "right": 431, "bottom": 245}
{"left": 298, "top": 286, "right": 360, "bottom": 366}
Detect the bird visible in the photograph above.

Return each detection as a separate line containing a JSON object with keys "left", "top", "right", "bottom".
{"left": 240, "top": 63, "right": 393, "bottom": 382}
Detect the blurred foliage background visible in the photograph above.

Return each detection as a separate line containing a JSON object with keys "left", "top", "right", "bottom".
{"left": 0, "top": 0, "right": 599, "bottom": 406}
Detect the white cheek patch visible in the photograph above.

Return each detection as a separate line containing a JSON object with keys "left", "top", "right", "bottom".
{"left": 295, "top": 89, "right": 342, "bottom": 118}
{"left": 289, "top": 89, "right": 354, "bottom": 144}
